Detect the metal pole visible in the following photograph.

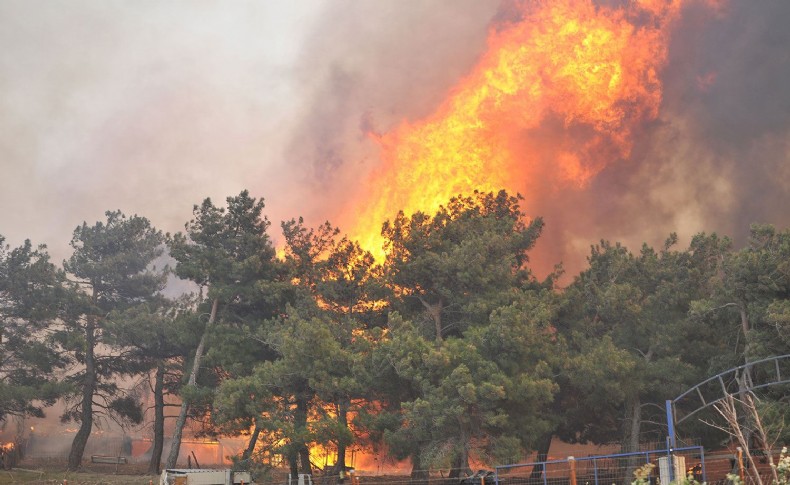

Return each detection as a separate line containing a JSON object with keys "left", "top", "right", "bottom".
{"left": 667, "top": 443, "right": 675, "bottom": 483}
{"left": 593, "top": 458, "right": 599, "bottom": 485}
{"left": 665, "top": 400, "right": 677, "bottom": 449}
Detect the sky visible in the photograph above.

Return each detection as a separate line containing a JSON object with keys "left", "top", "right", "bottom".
{"left": 2, "top": 0, "right": 790, "bottom": 278}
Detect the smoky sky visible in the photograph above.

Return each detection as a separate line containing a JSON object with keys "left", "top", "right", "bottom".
{"left": 0, "top": 0, "right": 498, "bottom": 265}
{"left": 2, "top": 0, "right": 790, "bottom": 279}
{"left": 0, "top": 1, "right": 328, "bottom": 262}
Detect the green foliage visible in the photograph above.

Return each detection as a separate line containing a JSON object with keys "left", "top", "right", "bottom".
{"left": 169, "top": 190, "right": 276, "bottom": 299}
{"left": 167, "top": 191, "right": 282, "bottom": 441}
{"left": 56, "top": 211, "right": 168, "bottom": 468}
{"left": 382, "top": 190, "right": 546, "bottom": 341}
{"left": 108, "top": 396, "right": 144, "bottom": 424}
{"left": 8, "top": 188, "right": 788, "bottom": 473}
{"left": 372, "top": 191, "right": 559, "bottom": 472}
{"left": 0, "top": 236, "right": 70, "bottom": 420}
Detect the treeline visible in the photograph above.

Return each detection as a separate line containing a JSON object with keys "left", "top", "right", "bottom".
{"left": 1, "top": 190, "right": 788, "bottom": 475}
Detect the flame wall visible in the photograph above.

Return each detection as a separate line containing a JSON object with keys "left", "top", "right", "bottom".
{"left": 290, "top": 0, "right": 790, "bottom": 276}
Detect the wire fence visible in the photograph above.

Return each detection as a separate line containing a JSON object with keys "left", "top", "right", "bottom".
{"left": 494, "top": 446, "right": 704, "bottom": 485}
{"left": 260, "top": 447, "right": 786, "bottom": 485}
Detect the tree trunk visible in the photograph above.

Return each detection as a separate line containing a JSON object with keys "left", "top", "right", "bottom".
{"left": 738, "top": 304, "right": 755, "bottom": 388}
{"left": 68, "top": 318, "right": 96, "bottom": 471}
{"left": 288, "top": 448, "right": 299, "bottom": 481}
{"left": 242, "top": 424, "right": 261, "bottom": 461}
{"left": 166, "top": 298, "right": 219, "bottom": 469}
{"left": 295, "top": 394, "right": 313, "bottom": 475}
{"left": 336, "top": 400, "right": 349, "bottom": 482}
{"left": 621, "top": 397, "right": 642, "bottom": 485}
{"left": 410, "top": 451, "right": 429, "bottom": 485}
{"left": 418, "top": 297, "right": 444, "bottom": 342}
{"left": 529, "top": 433, "right": 553, "bottom": 480}
{"left": 448, "top": 447, "right": 470, "bottom": 479}
{"left": 148, "top": 362, "right": 166, "bottom": 474}
{"left": 628, "top": 398, "right": 641, "bottom": 452}
{"left": 449, "top": 426, "right": 471, "bottom": 479}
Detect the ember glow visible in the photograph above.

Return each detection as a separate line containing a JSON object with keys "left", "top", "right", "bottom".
{"left": 341, "top": 0, "right": 707, "bottom": 261}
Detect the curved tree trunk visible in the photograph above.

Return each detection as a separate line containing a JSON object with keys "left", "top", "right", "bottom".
{"left": 68, "top": 318, "right": 96, "bottom": 471}
{"left": 243, "top": 424, "right": 262, "bottom": 461}
{"left": 529, "top": 433, "right": 553, "bottom": 480}
{"left": 166, "top": 298, "right": 218, "bottom": 469}
{"left": 148, "top": 362, "right": 166, "bottom": 474}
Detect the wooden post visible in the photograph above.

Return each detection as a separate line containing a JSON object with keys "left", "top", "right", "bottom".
{"left": 569, "top": 456, "right": 577, "bottom": 485}
{"left": 737, "top": 447, "right": 745, "bottom": 483}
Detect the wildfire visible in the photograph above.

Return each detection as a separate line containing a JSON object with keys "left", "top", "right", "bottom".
{"left": 340, "top": 0, "right": 700, "bottom": 261}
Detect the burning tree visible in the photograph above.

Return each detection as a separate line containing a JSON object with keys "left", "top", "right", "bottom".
{"left": 373, "top": 190, "right": 559, "bottom": 478}
{"left": 213, "top": 217, "right": 386, "bottom": 478}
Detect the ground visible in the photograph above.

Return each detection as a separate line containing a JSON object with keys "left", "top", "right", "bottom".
{"left": 0, "top": 459, "right": 158, "bottom": 485}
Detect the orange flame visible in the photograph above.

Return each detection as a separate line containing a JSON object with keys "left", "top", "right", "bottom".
{"left": 340, "top": 0, "right": 694, "bottom": 261}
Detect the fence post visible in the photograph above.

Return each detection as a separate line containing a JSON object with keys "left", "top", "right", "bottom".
{"left": 666, "top": 445, "right": 674, "bottom": 483}
{"left": 666, "top": 400, "right": 677, "bottom": 450}
{"left": 593, "top": 458, "right": 599, "bottom": 485}
{"left": 737, "top": 447, "right": 745, "bottom": 483}
{"left": 543, "top": 460, "right": 548, "bottom": 485}
{"left": 569, "top": 457, "right": 577, "bottom": 485}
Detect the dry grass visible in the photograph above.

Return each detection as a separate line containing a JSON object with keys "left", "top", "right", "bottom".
{"left": 0, "top": 460, "right": 158, "bottom": 484}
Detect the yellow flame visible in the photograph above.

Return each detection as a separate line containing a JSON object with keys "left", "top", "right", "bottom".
{"left": 340, "top": 0, "right": 692, "bottom": 261}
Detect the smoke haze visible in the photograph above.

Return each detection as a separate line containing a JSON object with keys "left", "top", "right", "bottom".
{"left": 1, "top": 0, "right": 789, "bottom": 278}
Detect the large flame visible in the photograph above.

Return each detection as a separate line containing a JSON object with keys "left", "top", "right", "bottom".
{"left": 340, "top": 0, "right": 697, "bottom": 261}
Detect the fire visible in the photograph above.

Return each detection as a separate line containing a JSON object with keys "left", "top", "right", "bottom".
{"left": 340, "top": 0, "right": 700, "bottom": 261}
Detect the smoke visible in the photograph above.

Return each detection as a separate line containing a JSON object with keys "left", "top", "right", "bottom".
{"left": 2, "top": 0, "right": 787, "bottom": 276}
{"left": 523, "top": 0, "right": 790, "bottom": 276}
{"left": 0, "top": 1, "right": 326, "bottom": 262}
{"left": 282, "top": 0, "right": 499, "bottom": 225}
{"left": 286, "top": 0, "right": 790, "bottom": 277}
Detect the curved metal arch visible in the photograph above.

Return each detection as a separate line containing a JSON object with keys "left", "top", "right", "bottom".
{"left": 669, "top": 354, "right": 790, "bottom": 431}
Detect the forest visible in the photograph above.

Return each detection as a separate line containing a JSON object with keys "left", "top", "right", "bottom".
{"left": 0, "top": 189, "right": 788, "bottom": 476}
